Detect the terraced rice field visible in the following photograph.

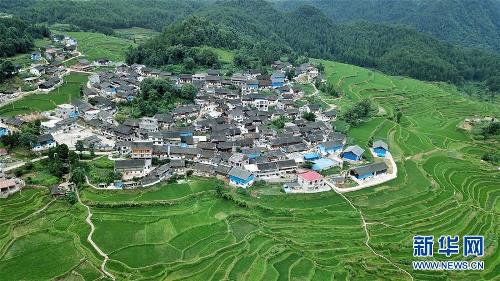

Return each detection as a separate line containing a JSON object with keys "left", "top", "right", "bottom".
{"left": 0, "top": 73, "right": 88, "bottom": 117}
{"left": 114, "top": 27, "right": 160, "bottom": 45}
{"left": 0, "top": 59, "right": 498, "bottom": 280}
{"left": 66, "top": 32, "right": 137, "bottom": 62}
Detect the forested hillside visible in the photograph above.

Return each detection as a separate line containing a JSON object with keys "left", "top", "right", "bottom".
{"left": 3, "top": 0, "right": 499, "bottom": 91}
{"left": 274, "top": 0, "right": 500, "bottom": 53}
{"left": 0, "top": 17, "right": 49, "bottom": 57}
{"left": 0, "top": 0, "right": 206, "bottom": 35}
{"left": 128, "top": 0, "right": 500, "bottom": 92}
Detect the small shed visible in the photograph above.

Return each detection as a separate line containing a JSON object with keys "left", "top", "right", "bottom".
{"left": 373, "top": 140, "right": 389, "bottom": 157}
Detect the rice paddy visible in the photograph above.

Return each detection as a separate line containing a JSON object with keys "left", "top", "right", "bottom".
{"left": 66, "top": 32, "right": 137, "bottom": 62}
{"left": 0, "top": 73, "right": 88, "bottom": 117}
{"left": 0, "top": 58, "right": 498, "bottom": 280}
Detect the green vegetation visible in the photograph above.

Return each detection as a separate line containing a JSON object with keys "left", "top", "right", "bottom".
{"left": 0, "top": 72, "right": 88, "bottom": 116}
{"left": 0, "top": 17, "right": 50, "bottom": 58}
{"left": 0, "top": 120, "right": 41, "bottom": 151}
{"left": 65, "top": 32, "right": 136, "bottom": 62}
{"left": 302, "top": 111, "right": 316, "bottom": 122}
{"left": 0, "top": 0, "right": 206, "bottom": 34}
{"left": 87, "top": 156, "right": 116, "bottom": 185}
{"left": 114, "top": 27, "right": 159, "bottom": 45}
{"left": 0, "top": 188, "right": 101, "bottom": 281}
{"left": 6, "top": 0, "right": 500, "bottom": 90}
{"left": 81, "top": 177, "right": 220, "bottom": 203}
{"left": 0, "top": 59, "right": 497, "bottom": 278}
{"left": 120, "top": 77, "right": 197, "bottom": 118}
{"left": 124, "top": 0, "right": 500, "bottom": 92}
{"left": 278, "top": 0, "right": 500, "bottom": 53}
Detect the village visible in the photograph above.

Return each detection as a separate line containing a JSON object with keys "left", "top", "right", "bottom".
{"left": 0, "top": 34, "right": 396, "bottom": 198}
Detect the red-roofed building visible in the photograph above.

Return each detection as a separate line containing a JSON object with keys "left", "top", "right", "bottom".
{"left": 298, "top": 171, "right": 325, "bottom": 190}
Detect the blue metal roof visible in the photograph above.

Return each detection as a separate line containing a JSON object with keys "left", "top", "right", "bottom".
{"left": 312, "top": 158, "right": 336, "bottom": 171}
{"left": 304, "top": 153, "right": 320, "bottom": 160}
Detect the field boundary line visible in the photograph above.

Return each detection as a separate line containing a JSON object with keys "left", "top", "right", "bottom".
{"left": 334, "top": 190, "right": 414, "bottom": 280}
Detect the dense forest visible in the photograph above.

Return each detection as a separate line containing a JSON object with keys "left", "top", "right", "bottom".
{"left": 0, "top": 17, "right": 50, "bottom": 57}
{"left": 0, "top": 16, "right": 50, "bottom": 83}
{"left": 2, "top": 0, "right": 499, "bottom": 92}
{"left": 275, "top": 0, "right": 500, "bottom": 53}
{"left": 0, "top": 0, "right": 206, "bottom": 35}
{"left": 128, "top": 0, "right": 499, "bottom": 92}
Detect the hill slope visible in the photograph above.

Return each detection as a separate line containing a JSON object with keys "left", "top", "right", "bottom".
{"left": 274, "top": 0, "right": 500, "bottom": 53}
{"left": 1, "top": 56, "right": 498, "bottom": 280}
{"left": 129, "top": 0, "right": 500, "bottom": 90}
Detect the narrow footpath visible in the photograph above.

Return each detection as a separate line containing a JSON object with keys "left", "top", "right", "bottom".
{"left": 76, "top": 188, "right": 115, "bottom": 280}
{"left": 334, "top": 189, "right": 414, "bottom": 280}
{"left": 311, "top": 82, "right": 336, "bottom": 110}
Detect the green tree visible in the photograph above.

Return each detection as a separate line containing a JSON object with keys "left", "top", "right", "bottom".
{"left": 183, "top": 57, "right": 195, "bottom": 70}
{"left": 271, "top": 116, "right": 286, "bottom": 129}
{"left": 65, "top": 191, "right": 78, "bottom": 205}
{"left": 302, "top": 111, "right": 316, "bottom": 122}
{"left": 316, "top": 62, "right": 325, "bottom": 73}
{"left": 71, "top": 167, "right": 86, "bottom": 186}
{"left": 89, "top": 142, "right": 95, "bottom": 158}
{"left": 341, "top": 99, "right": 374, "bottom": 126}
{"left": 396, "top": 111, "right": 403, "bottom": 123}
{"left": 75, "top": 140, "right": 84, "bottom": 154}
{"left": 180, "top": 83, "right": 198, "bottom": 100}
{"left": 56, "top": 144, "right": 70, "bottom": 161}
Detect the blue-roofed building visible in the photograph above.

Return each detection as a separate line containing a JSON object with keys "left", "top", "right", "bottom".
{"left": 114, "top": 180, "right": 124, "bottom": 189}
{"left": 32, "top": 134, "right": 56, "bottom": 152}
{"left": 228, "top": 167, "right": 254, "bottom": 188}
{"left": 304, "top": 152, "right": 320, "bottom": 161}
{"left": 271, "top": 73, "right": 285, "bottom": 88}
{"left": 31, "top": 52, "right": 42, "bottom": 61}
{"left": 312, "top": 158, "right": 337, "bottom": 171}
{"left": 342, "top": 145, "right": 364, "bottom": 162}
{"left": 372, "top": 140, "right": 388, "bottom": 157}
{"left": 69, "top": 111, "right": 79, "bottom": 118}
{"left": 179, "top": 131, "right": 193, "bottom": 137}
{"left": 0, "top": 127, "right": 10, "bottom": 137}
{"left": 242, "top": 148, "right": 262, "bottom": 160}
{"left": 246, "top": 80, "right": 259, "bottom": 90}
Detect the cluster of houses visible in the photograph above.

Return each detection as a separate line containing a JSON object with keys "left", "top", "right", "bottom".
{"left": 0, "top": 171, "right": 25, "bottom": 198}
{"left": 1, "top": 59, "right": 393, "bottom": 194}
{"left": 28, "top": 35, "right": 81, "bottom": 92}
{"left": 31, "top": 35, "right": 78, "bottom": 62}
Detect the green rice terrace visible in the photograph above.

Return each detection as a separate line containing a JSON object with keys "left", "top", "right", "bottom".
{"left": 0, "top": 60, "right": 498, "bottom": 280}
{"left": 65, "top": 32, "right": 137, "bottom": 62}
{"left": 0, "top": 73, "right": 88, "bottom": 117}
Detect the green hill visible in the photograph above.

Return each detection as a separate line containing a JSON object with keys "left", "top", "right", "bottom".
{"left": 274, "top": 0, "right": 500, "bottom": 53}
{"left": 126, "top": 0, "right": 499, "bottom": 92}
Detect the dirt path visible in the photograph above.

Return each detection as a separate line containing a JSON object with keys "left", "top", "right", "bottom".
{"left": 334, "top": 190, "right": 414, "bottom": 280}
{"left": 311, "top": 82, "right": 336, "bottom": 110}
{"left": 76, "top": 188, "right": 115, "bottom": 280}
{"left": 3, "top": 156, "right": 49, "bottom": 172}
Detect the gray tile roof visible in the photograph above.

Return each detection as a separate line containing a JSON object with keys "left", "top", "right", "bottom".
{"left": 115, "top": 159, "right": 145, "bottom": 169}
{"left": 351, "top": 162, "right": 388, "bottom": 176}
{"left": 344, "top": 145, "right": 364, "bottom": 156}
{"left": 373, "top": 140, "right": 388, "bottom": 150}
{"left": 228, "top": 167, "right": 252, "bottom": 179}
